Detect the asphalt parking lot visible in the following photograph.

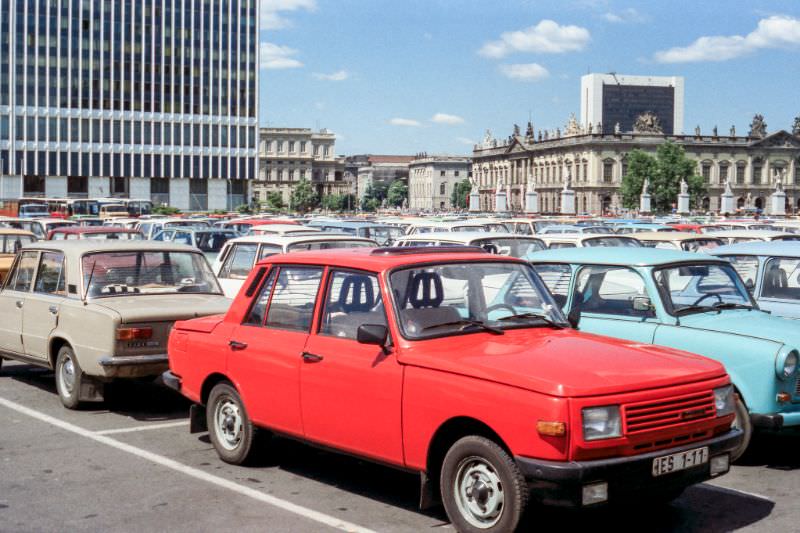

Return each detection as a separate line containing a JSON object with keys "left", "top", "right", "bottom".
{"left": 1, "top": 360, "right": 798, "bottom": 533}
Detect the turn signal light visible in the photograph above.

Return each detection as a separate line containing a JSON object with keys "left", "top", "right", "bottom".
{"left": 117, "top": 327, "right": 153, "bottom": 341}
{"left": 777, "top": 392, "right": 791, "bottom": 403}
{"left": 537, "top": 420, "right": 567, "bottom": 437}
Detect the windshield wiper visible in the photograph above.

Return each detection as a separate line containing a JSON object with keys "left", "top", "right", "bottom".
{"left": 496, "top": 312, "right": 567, "bottom": 329}
{"left": 422, "top": 319, "right": 504, "bottom": 335}
{"left": 711, "top": 302, "right": 753, "bottom": 311}
{"left": 674, "top": 305, "right": 718, "bottom": 317}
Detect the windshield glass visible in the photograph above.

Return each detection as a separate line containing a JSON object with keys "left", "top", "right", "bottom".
{"left": 83, "top": 232, "right": 143, "bottom": 240}
{"left": 287, "top": 240, "right": 375, "bottom": 252}
{"left": 583, "top": 236, "right": 641, "bottom": 247}
{"left": 1, "top": 234, "right": 35, "bottom": 253}
{"left": 474, "top": 238, "right": 544, "bottom": 258}
{"left": 654, "top": 263, "right": 753, "bottom": 315}
{"left": 195, "top": 232, "right": 237, "bottom": 252}
{"left": 366, "top": 226, "right": 404, "bottom": 246}
{"left": 760, "top": 258, "right": 800, "bottom": 301}
{"left": 681, "top": 239, "right": 721, "bottom": 252}
{"left": 20, "top": 204, "right": 49, "bottom": 216}
{"left": 390, "top": 262, "right": 567, "bottom": 340}
{"left": 82, "top": 251, "right": 222, "bottom": 298}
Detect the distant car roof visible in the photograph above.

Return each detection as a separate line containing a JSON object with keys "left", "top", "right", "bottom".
{"left": 632, "top": 231, "right": 723, "bottom": 241}
{"left": 711, "top": 241, "right": 800, "bottom": 257}
{"left": 0, "top": 228, "right": 37, "bottom": 237}
{"left": 702, "top": 230, "right": 795, "bottom": 238}
{"left": 224, "top": 218, "right": 299, "bottom": 226}
{"left": 49, "top": 227, "right": 140, "bottom": 235}
{"left": 22, "top": 240, "right": 199, "bottom": 255}
{"left": 527, "top": 247, "right": 723, "bottom": 267}
{"left": 397, "top": 231, "right": 543, "bottom": 242}
{"left": 223, "top": 234, "right": 378, "bottom": 246}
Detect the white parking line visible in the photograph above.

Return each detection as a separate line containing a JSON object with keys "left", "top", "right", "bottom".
{"left": 0, "top": 397, "right": 376, "bottom": 533}
{"left": 96, "top": 420, "right": 189, "bottom": 435}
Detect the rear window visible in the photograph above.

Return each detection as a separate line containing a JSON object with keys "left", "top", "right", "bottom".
{"left": 287, "top": 240, "right": 375, "bottom": 252}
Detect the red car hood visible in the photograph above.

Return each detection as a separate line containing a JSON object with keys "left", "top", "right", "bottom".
{"left": 397, "top": 328, "right": 726, "bottom": 398}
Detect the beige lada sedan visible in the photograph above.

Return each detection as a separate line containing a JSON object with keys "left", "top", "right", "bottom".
{"left": 0, "top": 240, "right": 230, "bottom": 408}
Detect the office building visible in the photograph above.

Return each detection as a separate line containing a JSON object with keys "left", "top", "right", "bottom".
{"left": 408, "top": 155, "right": 471, "bottom": 211}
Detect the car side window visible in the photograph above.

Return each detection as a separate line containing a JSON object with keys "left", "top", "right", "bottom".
{"left": 762, "top": 257, "right": 800, "bottom": 299}
{"left": 574, "top": 266, "right": 651, "bottom": 317}
{"left": 265, "top": 267, "right": 323, "bottom": 332}
{"left": 244, "top": 268, "right": 278, "bottom": 326}
{"left": 220, "top": 243, "right": 258, "bottom": 279}
{"left": 9, "top": 251, "right": 39, "bottom": 292}
{"left": 532, "top": 264, "right": 572, "bottom": 309}
{"left": 34, "top": 252, "right": 66, "bottom": 296}
{"left": 549, "top": 242, "right": 575, "bottom": 249}
{"left": 258, "top": 245, "right": 282, "bottom": 260}
{"left": 723, "top": 255, "right": 760, "bottom": 291}
{"left": 320, "top": 271, "right": 386, "bottom": 340}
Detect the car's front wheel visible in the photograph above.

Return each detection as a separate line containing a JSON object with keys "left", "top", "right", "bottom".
{"left": 55, "top": 346, "right": 83, "bottom": 409}
{"left": 440, "top": 436, "right": 528, "bottom": 533}
{"left": 730, "top": 395, "right": 752, "bottom": 462}
{"left": 206, "top": 382, "right": 258, "bottom": 465}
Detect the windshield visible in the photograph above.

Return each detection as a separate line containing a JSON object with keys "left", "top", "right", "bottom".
{"left": 366, "top": 226, "right": 405, "bottom": 245}
{"left": 83, "top": 232, "right": 143, "bottom": 240}
{"left": 20, "top": 204, "right": 49, "bottom": 216}
{"left": 287, "top": 240, "right": 375, "bottom": 252}
{"left": 103, "top": 205, "right": 128, "bottom": 214}
{"left": 654, "top": 263, "right": 753, "bottom": 315}
{"left": 390, "top": 262, "right": 567, "bottom": 340}
{"left": 82, "top": 251, "right": 222, "bottom": 298}
{"left": 1, "top": 234, "right": 35, "bottom": 253}
{"left": 681, "top": 239, "right": 721, "bottom": 252}
{"left": 583, "top": 236, "right": 642, "bottom": 247}
{"left": 195, "top": 232, "right": 237, "bottom": 252}
{"left": 474, "top": 238, "right": 545, "bottom": 258}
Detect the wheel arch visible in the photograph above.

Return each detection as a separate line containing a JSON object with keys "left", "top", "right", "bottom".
{"left": 426, "top": 417, "right": 510, "bottom": 478}
{"left": 200, "top": 372, "right": 235, "bottom": 405}
{"left": 48, "top": 336, "right": 74, "bottom": 369}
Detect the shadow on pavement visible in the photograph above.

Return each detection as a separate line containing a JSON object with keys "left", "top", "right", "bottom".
{"left": 737, "top": 432, "right": 800, "bottom": 471}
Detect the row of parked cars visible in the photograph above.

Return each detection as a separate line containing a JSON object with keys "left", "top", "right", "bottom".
{"left": 1, "top": 212, "right": 799, "bottom": 532}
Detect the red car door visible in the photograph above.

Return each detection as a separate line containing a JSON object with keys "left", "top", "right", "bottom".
{"left": 227, "top": 265, "right": 324, "bottom": 436}
{"left": 300, "top": 270, "right": 404, "bottom": 465}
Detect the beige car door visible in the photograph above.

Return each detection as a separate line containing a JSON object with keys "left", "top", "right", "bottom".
{"left": 0, "top": 251, "right": 39, "bottom": 356}
{"left": 22, "top": 251, "right": 67, "bottom": 360}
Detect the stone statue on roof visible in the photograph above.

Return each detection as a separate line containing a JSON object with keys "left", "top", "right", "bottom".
{"left": 749, "top": 114, "right": 767, "bottom": 138}
{"left": 614, "top": 122, "right": 621, "bottom": 135}
{"left": 526, "top": 121, "right": 534, "bottom": 139}
{"left": 642, "top": 177, "right": 649, "bottom": 195}
{"left": 730, "top": 125, "right": 736, "bottom": 137}
{"left": 565, "top": 113, "right": 581, "bottom": 136}
{"left": 633, "top": 112, "right": 663, "bottom": 134}
{"left": 513, "top": 124, "right": 521, "bottom": 136}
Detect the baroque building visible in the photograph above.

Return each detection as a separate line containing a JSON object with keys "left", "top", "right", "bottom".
{"left": 472, "top": 116, "right": 800, "bottom": 214}
{"left": 408, "top": 155, "right": 471, "bottom": 211}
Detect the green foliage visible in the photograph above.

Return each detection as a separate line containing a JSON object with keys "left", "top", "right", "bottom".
{"left": 235, "top": 204, "right": 253, "bottom": 215}
{"left": 386, "top": 180, "right": 408, "bottom": 208}
{"left": 360, "top": 182, "right": 389, "bottom": 212}
{"left": 289, "top": 179, "right": 319, "bottom": 213}
{"left": 450, "top": 179, "right": 473, "bottom": 209}
{"left": 265, "top": 191, "right": 285, "bottom": 210}
{"left": 620, "top": 142, "right": 707, "bottom": 213}
{"left": 153, "top": 205, "right": 181, "bottom": 215}
{"left": 320, "top": 194, "right": 356, "bottom": 212}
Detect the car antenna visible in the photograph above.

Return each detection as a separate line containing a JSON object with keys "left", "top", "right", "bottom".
{"left": 83, "top": 260, "right": 97, "bottom": 304}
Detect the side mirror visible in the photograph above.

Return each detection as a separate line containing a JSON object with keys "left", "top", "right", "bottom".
{"left": 744, "top": 278, "right": 755, "bottom": 292}
{"left": 567, "top": 307, "right": 581, "bottom": 329}
{"left": 632, "top": 296, "right": 655, "bottom": 313}
{"left": 357, "top": 324, "right": 389, "bottom": 347}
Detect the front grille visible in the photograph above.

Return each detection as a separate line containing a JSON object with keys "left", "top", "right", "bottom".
{"left": 795, "top": 377, "right": 800, "bottom": 397}
{"left": 624, "top": 391, "right": 716, "bottom": 434}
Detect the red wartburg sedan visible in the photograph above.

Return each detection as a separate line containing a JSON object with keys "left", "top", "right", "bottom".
{"left": 164, "top": 247, "right": 742, "bottom": 532}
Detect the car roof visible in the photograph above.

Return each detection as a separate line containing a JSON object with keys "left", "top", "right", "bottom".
{"left": 223, "top": 234, "right": 378, "bottom": 245}
{"left": 0, "top": 228, "right": 37, "bottom": 236}
{"left": 259, "top": 247, "right": 519, "bottom": 272}
{"left": 632, "top": 231, "right": 722, "bottom": 241}
{"left": 538, "top": 233, "right": 628, "bottom": 242}
{"left": 397, "top": 231, "right": 542, "bottom": 242}
{"left": 528, "top": 247, "right": 722, "bottom": 266}
{"left": 711, "top": 241, "right": 800, "bottom": 257}
{"left": 22, "top": 240, "right": 199, "bottom": 255}
{"left": 308, "top": 220, "right": 390, "bottom": 228}
{"left": 50, "top": 227, "right": 140, "bottom": 234}
{"left": 702, "top": 230, "right": 794, "bottom": 238}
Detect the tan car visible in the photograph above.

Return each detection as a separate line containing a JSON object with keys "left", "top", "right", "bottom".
{"left": 633, "top": 231, "right": 724, "bottom": 252}
{"left": 0, "top": 240, "right": 230, "bottom": 408}
{"left": 0, "top": 229, "right": 37, "bottom": 283}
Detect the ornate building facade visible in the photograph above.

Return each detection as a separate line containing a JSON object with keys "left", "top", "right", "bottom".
{"left": 472, "top": 116, "right": 800, "bottom": 214}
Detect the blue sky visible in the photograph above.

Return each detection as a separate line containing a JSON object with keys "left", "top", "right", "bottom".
{"left": 259, "top": 0, "right": 800, "bottom": 155}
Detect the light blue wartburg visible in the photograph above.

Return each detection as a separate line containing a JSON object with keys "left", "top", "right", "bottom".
{"left": 527, "top": 247, "right": 800, "bottom": 460}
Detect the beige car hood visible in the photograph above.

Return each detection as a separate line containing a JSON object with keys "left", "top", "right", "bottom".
{"left": 91, "top": 294, "right": 231, "bottom": 323}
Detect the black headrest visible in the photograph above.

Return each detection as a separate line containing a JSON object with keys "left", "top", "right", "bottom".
{"left": 339, "top": 275, "right": 375, "bottom": 313}
{"left": 408, "top": 272, "right": 444, "bottom": 309}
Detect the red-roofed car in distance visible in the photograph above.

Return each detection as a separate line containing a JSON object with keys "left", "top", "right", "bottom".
{"left": 164, "top": 247, "right": 742, "bottom": 532}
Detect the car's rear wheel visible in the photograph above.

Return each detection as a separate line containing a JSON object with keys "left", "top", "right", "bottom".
{"left": 730, "top": 395, "right": 752, "bottom": 462}
{"left": 55, "top": 346, "right": 83, "bottom": 409}
{"left": 207, "top": 382, "right": 257, "bottom": 465}
{"left": 440, "top": 436, "right": 528, "bottom": 533}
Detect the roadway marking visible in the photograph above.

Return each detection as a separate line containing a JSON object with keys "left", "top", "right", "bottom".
{"left": 703, "top": 483, "right": 774, "bottom": 502}
{"left": 0, "top": 397, "right": 376, "bottom": 533}
{"left": 95, "top": 420, "right": 189, "bottom": 435}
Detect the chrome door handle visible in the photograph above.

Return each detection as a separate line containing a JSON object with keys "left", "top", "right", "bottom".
{"left": 301, "top": 352, "right": 324, "bottom": 363}
{"left": 15, "top": 301, "right": 23, "bottom": 309}
{"left": 48, "top": 306, "right": 59, "bottom": 315}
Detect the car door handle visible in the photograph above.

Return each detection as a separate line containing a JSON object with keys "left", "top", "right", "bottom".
{"left": 229, "top": 340, "right": 248, "bottom": 351}
{"left": 301, "top": 351, "right": 324, "bottom": 363}
{"left": 15, "top": 300, "right": 23, "bottom": 309}
{"left": 48, "top": 306, "right": 58, "bottom": 315}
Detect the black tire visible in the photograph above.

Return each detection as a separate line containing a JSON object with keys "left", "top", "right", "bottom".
{"left": 55, "top": 346, "right": 83, "bottom": 409}
{"left": 206, "top": 382, "right": 258, "bottom": 465}
{"left": 730, "top": 395, "right": 752, "bottom": 462}
{"left": 440, "top": 436, "right": 528, "bottom": 533}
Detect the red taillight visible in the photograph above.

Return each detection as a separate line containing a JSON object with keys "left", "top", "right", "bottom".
{"left": 117, "top": 327, "right": 153, "bottom": 341}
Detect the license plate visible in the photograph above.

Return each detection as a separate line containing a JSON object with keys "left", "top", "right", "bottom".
{"left": 652, "top": 447, "right": 709, "bottom": 477}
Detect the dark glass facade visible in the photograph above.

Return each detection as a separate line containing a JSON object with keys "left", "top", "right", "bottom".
{"left": 601, "top": 84, "right": 676, "bottom": 135}
{"left": 0, "top": 0, "right": 257, "bottom": 205}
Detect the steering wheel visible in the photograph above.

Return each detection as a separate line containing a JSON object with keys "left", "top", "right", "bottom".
{"left": 691, "top": 293, "right": 723, "bottom": 306}
{"left": 487, "top": 303, "right": 517, "bottom": 315}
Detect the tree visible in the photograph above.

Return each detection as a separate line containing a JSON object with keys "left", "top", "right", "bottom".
{"left": 620, "top": 141, "right": 706, "bottom": 213}
{"left": 450, "top": 179, "right": 473, "bottom": 209}
{"left": 265, "top": 191, "right": 284, "bottom": 210}
{"left": 289, "top": 179, "right": 318, "bottom": 213}
{"left": 360, "top": 182, "right": 388, "bottom": 212}
{"left": 153, "top": 205, "right": 181, "bottom": 216}
{"left": 386, "top": 180, "right": 408, "bottom": 208}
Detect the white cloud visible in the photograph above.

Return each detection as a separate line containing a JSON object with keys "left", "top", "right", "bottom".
{"left": 389, "top": 118, "right": 421, "bottom": 127}
{"left": 260, "top": 0, "right": 317, "bottom": 30}
{"left": 431, "top": 113, "right": 465, "bottom": 125}
{"left": 655, "top": 15, "right": 800, "bottom": 63}
{"left": 603, "top": 8, "right": 647, "bottom": 24}
{"left": 313, "top": 70, "right": 350, "bottom": 81}
{"left": 457, "top": 137, "right": 476, "bottom": 145}
{"left": 499, "top": 63, "right": 550, "bottom": 81}
{"left": 260, "top": 42, "right": 303, "bottom": 70}
{"left": 479, "top": 20, "right": 590, "bottom": 58}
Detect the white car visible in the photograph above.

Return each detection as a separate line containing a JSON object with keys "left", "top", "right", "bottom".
{"left": 396, "top": 232, "right": 546, "bottom": 258}
{"left": 537, "top": 233, "right": 642, "bottom": 249}
{"left": 213, "top": 234, "right": 377, "bottom": 297}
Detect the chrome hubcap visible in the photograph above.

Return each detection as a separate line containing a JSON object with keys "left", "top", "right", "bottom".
{"left": 214, "top": 398, "right": 243, "bottom": 451}
{"left": 59, "top": 355, "right": 75, "bottom": 395}
{"left": 454, "top": 457, "right": 504, "bottom": 529}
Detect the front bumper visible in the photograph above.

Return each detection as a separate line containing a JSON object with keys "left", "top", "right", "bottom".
{"left": 515, "top": 428, "right": 743, "bottom": 507}
{"left": 97, "top": 354, "right": 169, "bottom": 378}
{"left": 751, "top": 410, "right": 800, "bottom": 431}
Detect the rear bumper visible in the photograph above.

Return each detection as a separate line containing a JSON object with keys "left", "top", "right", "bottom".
{"left": 515, "top": 428, "right": 743, "bottom": 507}
{"left": 752, "top": 410, "right": 800, "bottom": 431}
{"left": 161, "top": 370, "right": 182, "bottom": 392}
{"left": 97, "top": 354, "right": 168, "bottom": 378}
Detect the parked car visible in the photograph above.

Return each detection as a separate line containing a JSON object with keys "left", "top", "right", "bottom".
{"left": 634, "top": 231, "right": 723, "bottom": 252}
{"left": 0, "top": 241, "right": 230, "bottom": 408}
{"left": 396, "top": 232, "right": 546, "bottom": 258}
{"left": 501, "top": 218, "right": 559, "bottom": 235}
{"left": 537, "top": 225, "right": 611, "bottom": 235}
{"left": 152, "top": 228, "right": 239, "bottom": 261}
{"left": 404, "top": 220, "right": 492, "bottom": 235}
{"left": 164, "top": 247, "right": 740, "bottom": 531}
{"left": 137, "top": 218, "right": 211, "bottom": 239}
{"left": 530, "top": 247, "right": 800, "bottom": 460}
{"left": 702, "top": 230, "right": 800, "bottom": 245}
{"left": 614, "top": 223, "right": 678, "bottom": 234}
{"left": 216, "top": 218, "right": 299, "bottom": 235}
{"left": 0, "top": 218, "right": 77, "bottom": 239}
{"left": 249, "top": 224, "right": 322, "bottom": 236}
{"left": 712, "top": 241, "right": 800, "bottom": 319}
{"left": 213, "top": 234, "right": 377, "bottom": 297}
{"left": 47, "top": 227, "right": 143, "bottom": 241}
{"left": 0, "top": 229, "right": 37, "bottom": 283}
{"left": 537, "top": 233, "right": 642, "bottom": 249}
{"left": 307, "top": 220, "right": 406, "bottom": 246}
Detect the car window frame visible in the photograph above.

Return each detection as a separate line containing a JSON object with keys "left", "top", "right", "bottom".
{"left": 33, "top": 251, "right": 67, "bottom": 297}
{"left": 5, "top": 250, "right": 41, "bottom": 294}
{"left": 758, "top": 255, "right": 800, "bottom": 303}
{"left": 316, "top": 267, "right": 388, "bottom": 341}
{"left": 219, "top": 242, "right": 259, "bottom": 280}
{"left": 263, "top": 265, "right": 326, "bottom": 333}
{"left": 572, "top": 264, "right": 656, "bottom": 319}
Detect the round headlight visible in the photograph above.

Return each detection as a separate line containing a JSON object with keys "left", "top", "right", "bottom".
{"left": 776, "top": 349, "right": 799, "bottom": 381}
